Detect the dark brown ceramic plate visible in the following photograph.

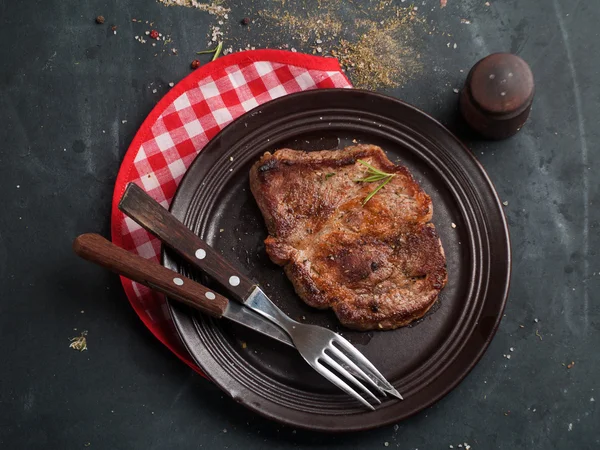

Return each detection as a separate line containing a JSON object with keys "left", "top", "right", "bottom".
{"left": 163, "top": 89, "right": 511, "bottom": 432}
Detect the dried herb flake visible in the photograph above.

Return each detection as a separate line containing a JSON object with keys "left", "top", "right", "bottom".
{"left": 69, "top": 331, "right": 88, "bottom": 352}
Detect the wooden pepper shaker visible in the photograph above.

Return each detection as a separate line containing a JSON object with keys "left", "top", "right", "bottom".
{"left": 459, "top": 53, "right": 534, "bottom": 139}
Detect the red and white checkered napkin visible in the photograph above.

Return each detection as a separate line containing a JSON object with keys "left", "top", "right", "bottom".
{"left": 110, "top": 50, "right": 352, "bottom": 375}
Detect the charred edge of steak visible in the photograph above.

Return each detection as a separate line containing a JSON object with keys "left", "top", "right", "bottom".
{"left": 252, "top": 145, "right": 405, "bottom": 181}
{"left": 335, "top": 292, "right": 440, "bottom": 331}
{"left": 257, "top": 158, "right": 279, "bottom": 173}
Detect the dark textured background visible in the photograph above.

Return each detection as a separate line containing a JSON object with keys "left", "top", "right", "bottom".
{"left": 1, "top": 0, "right": 598, "bottom": 448}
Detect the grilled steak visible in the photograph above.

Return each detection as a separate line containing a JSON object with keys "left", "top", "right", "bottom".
{"left": 249, "top": 144, "right": 447, "bottom": 330}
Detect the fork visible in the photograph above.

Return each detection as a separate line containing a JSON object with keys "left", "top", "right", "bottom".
{"left": 119, "top": 182, "right": 403, "bottom": 409}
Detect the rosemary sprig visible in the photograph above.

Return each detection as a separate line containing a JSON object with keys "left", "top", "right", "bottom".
{"left": 212, "top": 41, "right": 223, "bottom": 61}
{"left": 355, "top": 159, "right": 395, "bottom": 205}
{"left": 196, "top": 41, "right": 223, "bottom": 61}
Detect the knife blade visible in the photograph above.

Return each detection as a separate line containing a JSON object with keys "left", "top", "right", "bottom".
{"left": 217, "top": 300, "right": 294, "bottom": 348}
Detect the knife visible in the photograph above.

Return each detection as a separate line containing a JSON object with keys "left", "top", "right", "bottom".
{"left": 72, "top": 233, "right": 295, "bottom": 349}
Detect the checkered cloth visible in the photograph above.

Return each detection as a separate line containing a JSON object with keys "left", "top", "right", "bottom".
{"left": 111, "top": 50, "right": 352, "bottom": 375}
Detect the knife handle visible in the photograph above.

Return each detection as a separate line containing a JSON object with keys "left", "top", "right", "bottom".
{"left": 118, "top": 182, "right": 256, "bottom": 303}
{"left": 73, "top": 233, "right": 229, "bottom": 318}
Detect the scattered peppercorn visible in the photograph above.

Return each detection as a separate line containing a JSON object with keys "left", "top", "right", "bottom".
{"left": 241, "top": 17, "right": 251, "bottom": 25}
{"left": 96, "top": 15, "right": 105, "bottom": 24}
{"left": 191, "top": 59, "right": 201, "bottom": 69}
{"left": 149, "top": 29, "right": 159, "bottom": 39}
{"left": 111, "top": 25, "right": 118, "bottom": 32}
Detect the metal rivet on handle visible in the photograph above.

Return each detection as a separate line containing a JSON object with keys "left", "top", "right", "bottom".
{"left": 173, "top": 278, "right": 184, "bottom": 286}
{"left": 195, "top": 249, "right": 206, "bottom": 260}
{"left": 205, "top": 292, "right": 216, "bottom": 300}
{"left": 229, "top": 276, "right": 240, "bottom": 287}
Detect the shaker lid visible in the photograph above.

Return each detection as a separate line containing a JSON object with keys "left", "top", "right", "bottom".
{"left": 468, "top": 53, "right": 534, "bottom": 118}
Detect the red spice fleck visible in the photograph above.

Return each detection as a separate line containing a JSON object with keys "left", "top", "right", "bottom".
{"left": 191, "top": 60, "right": 201, "bottom": 69}
{"left": 440, "top": 0, "right": 447, "bottom": 7}
{"left": 150, "top": 29, "right": 159, "bottom": 39}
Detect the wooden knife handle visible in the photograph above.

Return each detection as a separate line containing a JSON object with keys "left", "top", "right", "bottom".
{"left": 73, "top": 233, "right": 229, "bottom": 318}
{"left": 118, "top": 182, "right": 256, "bottom": 302}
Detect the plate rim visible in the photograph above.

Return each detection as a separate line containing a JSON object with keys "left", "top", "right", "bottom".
{"left": 164, "top": 88, "right": 512, "bottom": 432}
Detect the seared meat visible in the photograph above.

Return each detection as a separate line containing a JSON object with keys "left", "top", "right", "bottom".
{"left": 249, "top": 144, "right": 447, "bottom": 330}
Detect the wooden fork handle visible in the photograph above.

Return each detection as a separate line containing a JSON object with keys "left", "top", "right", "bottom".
{"left": 73, "top": 233, "right": 229, "bottom": 318}
{"left": 118, "top": 182, "right": 256, "bottom": 302}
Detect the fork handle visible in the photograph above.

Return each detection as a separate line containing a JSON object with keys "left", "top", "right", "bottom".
{"left": 118, "top": 182, "right": 256, "bottom": 302}
{"left": 73, "top": 233, "right": 229, "bottom": 318}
